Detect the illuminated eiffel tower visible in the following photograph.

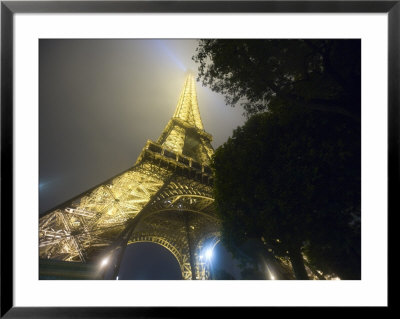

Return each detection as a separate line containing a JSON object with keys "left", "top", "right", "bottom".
{"left": 39, "top": 73, "right": 220, "bottom": 280}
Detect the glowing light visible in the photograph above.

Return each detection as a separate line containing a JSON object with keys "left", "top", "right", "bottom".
{"left": 39, "top": 176, "right": 63, "bottom": 191}
{"left": 205, "top": 248, "right": 213, "bottom": 260}
{"left": 101, "top": 257, "right": 109, "bottom": 267}
{"left": 39, "top": 182, "right": 47, "bottom": 190}
{"left": 38, "top": 74, "right": 217, "bottom": 281}
{"left": 266, "top": 264, "right": 276, "bottom": 280}
{"left": 39, "top": 180, "right": 53, "bottom": 191}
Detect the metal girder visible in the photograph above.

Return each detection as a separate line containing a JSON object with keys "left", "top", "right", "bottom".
{"left": 39, "top": 73, "right": 221, "bottom": 279}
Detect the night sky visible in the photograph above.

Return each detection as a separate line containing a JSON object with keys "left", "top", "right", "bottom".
{"left": 39, "top": 39, "right": 245, "bottom": 279}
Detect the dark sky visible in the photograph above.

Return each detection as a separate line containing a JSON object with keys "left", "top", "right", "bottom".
{"left": 118, "top": 242, "right": 182, "bottom": 280}
{"left": 118, "top": 241, "right": 242, "bottom": 280}
{"left": 39, "top": 39, "right": 246, "bottom": 279}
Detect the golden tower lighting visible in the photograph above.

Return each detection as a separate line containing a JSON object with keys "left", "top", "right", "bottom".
{"left": 39, "top": 73, "right": 220, "bottom": 280}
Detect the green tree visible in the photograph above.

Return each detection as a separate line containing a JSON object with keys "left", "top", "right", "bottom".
{"left": 211, "top": 107, "right": 360, "bottom": 279}
{"left": 193, "top": 39, "right": 360, "bottom": 122}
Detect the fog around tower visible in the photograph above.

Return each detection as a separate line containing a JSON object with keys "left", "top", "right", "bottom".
{"left": 39, "top": 39, "right": 245, "bottom": 214}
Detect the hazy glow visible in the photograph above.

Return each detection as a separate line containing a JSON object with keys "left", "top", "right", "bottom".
{"left": 266, "top": 264, "right": 276, "bottom": 280}
{"left": 39, "top": 177, "right": 60, "bottom": 191}
{"left": 101, "top": 257, "right": 109, "bottom": 267}
{"left": 39, "top": 182, "right": 48, "bottom": 190}
{"left": 154, "top": 40, "right": 186, "bottom": 71}
{"left": 205, "top": 248, "right": 213, "bottom": 260}
{"left": 39, "top": 40, "right": 246, "bottom": 215}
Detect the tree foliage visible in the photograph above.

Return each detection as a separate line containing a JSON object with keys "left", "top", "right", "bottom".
{"left": 193, "top": 39, "right": 360, "bottom": 121}
{"left": 212, "top": 106, "right": 360, "bottom": 279}
{"left": 196, "top": 39, "right": 362, "bottom": 279}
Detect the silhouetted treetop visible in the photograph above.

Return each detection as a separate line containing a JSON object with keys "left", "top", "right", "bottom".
{"left": 193, "top": 39, "right": 360, "bottom": 121}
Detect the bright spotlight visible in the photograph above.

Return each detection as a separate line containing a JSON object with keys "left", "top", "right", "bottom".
{"left": 205, "top": 248, "right": 213, "bottom": 260}
{"left": 101, "top": 257, "right": 109, "bottom": 267}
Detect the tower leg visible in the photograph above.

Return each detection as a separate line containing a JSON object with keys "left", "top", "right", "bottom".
{"left": 184, "top": 213, "right": 196, "bottom": 280}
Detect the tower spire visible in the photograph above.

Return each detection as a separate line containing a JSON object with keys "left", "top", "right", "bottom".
{"left": 172, "top": 73, "right": 204, "bottom": 130}
{"left": 157, "top": 73, "right": 214, "bottom": 164}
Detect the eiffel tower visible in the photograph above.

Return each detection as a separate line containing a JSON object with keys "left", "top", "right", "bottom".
{"left": 39, "top": 73, "right": 220, "bottom": 280}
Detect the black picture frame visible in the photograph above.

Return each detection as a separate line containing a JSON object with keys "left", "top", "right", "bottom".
{"left": 1, "top": 1, "right": 395, "bottom": 317}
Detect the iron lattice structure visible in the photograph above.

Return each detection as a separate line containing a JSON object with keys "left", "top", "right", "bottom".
{"left": 39, "top": 74, "right": 220, "bottom": 280}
